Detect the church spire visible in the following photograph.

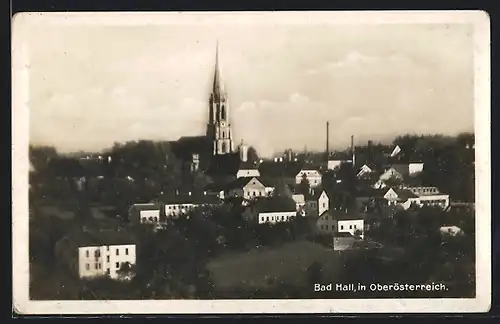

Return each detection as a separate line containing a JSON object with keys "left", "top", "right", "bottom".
{"left": 213, "top": 40, "right": 221, "bottom": 95}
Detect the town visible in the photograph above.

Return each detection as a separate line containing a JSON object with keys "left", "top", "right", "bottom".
{"left": 28, "top": 46, "right": 476, "bottom": 300}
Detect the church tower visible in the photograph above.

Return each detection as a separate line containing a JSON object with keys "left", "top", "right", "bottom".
{"left": 206, "top": 42, "right": 234, "bottom": 156}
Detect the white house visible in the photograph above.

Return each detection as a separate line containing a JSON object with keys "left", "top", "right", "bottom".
{"left": 316, "top": 210, "right": 365, "bottom": 239}
{"left": 226, "top": 176, "right": 275, "bottom": 200}
{"left": 383, "top": 187, "right": 420, "bottom": 209}
{"left": 164, "top": 192, "right": 223, "bottom": 218}
{"left": 404, "top": 186, "right": 450, "bottom": 209}
{"left": 243, "top": 196, "right": 298, "bottom": 224}
{"left": 409, "top": 162, "right": 424, "bottom": 175}
{"left": 305, "top": 189, "right": 330, "bottom": 217}
{"left": 129, "top": 203, "right": 162, "bottom": 224}
{"left": 327, "top": 159, "right": 352, "bottom": 170}
{"left": 295, "top": 168, "right": 323, "bottom": 188}
{"left": 55, "top": 229, "right": 137, "bottom": 281}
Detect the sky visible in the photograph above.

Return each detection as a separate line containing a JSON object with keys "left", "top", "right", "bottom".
{"left": 22, "top": 13, "right": 475, "bottom": 158}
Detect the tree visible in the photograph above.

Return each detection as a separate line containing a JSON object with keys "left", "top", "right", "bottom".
{"left": 116, "top": 262, "right": 137, "bottom": 281}
{"left": 298, "top": 174, "right": 310, "bottom": 196}
{"left": 247, "top": 146, "right": 259, "bottom": 163}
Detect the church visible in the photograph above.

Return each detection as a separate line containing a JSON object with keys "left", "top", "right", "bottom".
{"left": 170, "top": 44, "right": 248, "bottom": 178}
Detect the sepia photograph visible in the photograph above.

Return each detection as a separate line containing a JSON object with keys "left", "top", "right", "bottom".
{"left": 12, "top": 11, "right": 491, "bottom": 314}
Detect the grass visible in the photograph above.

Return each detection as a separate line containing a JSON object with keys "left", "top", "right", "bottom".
{"left": 206, "top": 240, "right": 342, "bottom": 290}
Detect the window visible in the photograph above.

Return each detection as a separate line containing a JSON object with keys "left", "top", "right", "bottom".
{"left": 320, "top": 225, "right": 324, "bottom": 230}
{"left": 86, "top": 250, "right": 89, "bottom": 258}
{"left": 125, "top": 248, "right": 129, "bottom": 255}
{"left": 354, "top": 225, "right": 357, "bottom": 229}
{"left": 107, "top": 269, "right": 110, "bottom": 275}
{"left": 95, "top": 263, "right": 98, "bottom": 270}
{"left": 116, "top": 249, "right": 119, "bottom": 256}
{"left": 341, "top": 225, "right": 344, "bottom": 230}
{"left": 85, "top": 263, "right": 90, "bottom": 270}
{"left": 106, "top": 256, "right": 110, "bottom": 262}
{"left": 349, "top": 225, "right": 353, "bottom": 229}
{"left": 266, "top": 216, "right": 269, "bottom": 222}
{"left": 116, "top": 262, "right": 120, "bottom": 269}
{"left": 106, "top": 246, "right": 110, "bottom": 251}
{"left": 282, "top": 216, "right": 285, "bottom": 221}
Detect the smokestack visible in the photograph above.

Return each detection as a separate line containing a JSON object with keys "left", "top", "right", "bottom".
{"left": 326, "top": 121, "right": 330, "bottom": 161}
{"left": 351, "top": 135, "right": 355, "bottom": 167}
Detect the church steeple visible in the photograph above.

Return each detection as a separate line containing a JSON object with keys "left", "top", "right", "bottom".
{"left": 213, "top": 41, "right": 221, "bottom": 96}
{"left": 206, "top": 41, "right": 234, "bottom": 156}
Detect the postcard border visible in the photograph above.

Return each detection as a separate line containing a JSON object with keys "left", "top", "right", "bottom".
{"left": 12, "top": 10, "right": 491, "bottom": 314}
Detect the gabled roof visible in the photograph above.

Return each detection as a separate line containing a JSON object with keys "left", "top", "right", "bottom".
{"left": 226, "top": 176, "right": 267, "bottom": 190}
{"left": 333, "top": 232, "right": 355, "bottom": 238}
{"left": 251, "top": 196, "right": 297, "bottom": 213}
{"left": 258, "top": 161, "right": 303, "bottom": 178}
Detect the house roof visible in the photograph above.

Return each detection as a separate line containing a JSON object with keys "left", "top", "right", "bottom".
{"left": 390, "top": 188, "right": 419, "bottom": 200}
{"left": 258, "top": 161, "right": 303, "bottom": 178}
{"left": 64, "top": 228, "right": 138, "bottom": 247}
{"left": 226, "top": 176, "right": 266, "bottom": 190}
{"left": 320, "top": 209, "right": 364, "bottom": 221}
{"left": 252, "top": 196, "right": 297, "bottom": 213}
{"left": 238, "top": 160, "right": 259, "bottom": 170}
{"left": 162, "top": 193, "right": 223, "bottom": 205}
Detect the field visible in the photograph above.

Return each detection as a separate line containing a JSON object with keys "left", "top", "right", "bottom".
{"left": 207, "top": 240, "right": 343, "bottom": 291}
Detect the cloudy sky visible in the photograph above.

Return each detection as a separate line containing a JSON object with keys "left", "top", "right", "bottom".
{"left": 22, "top": 13, "right": 474, "bottom": 157}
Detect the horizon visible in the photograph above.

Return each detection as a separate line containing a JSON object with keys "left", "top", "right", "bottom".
{"left": 24, "top": 13, "right": 474, "bottom": 158}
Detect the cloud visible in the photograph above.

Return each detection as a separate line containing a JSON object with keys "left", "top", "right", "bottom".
{"left": 307, "top": 51, "right": 424, "bottom": 77}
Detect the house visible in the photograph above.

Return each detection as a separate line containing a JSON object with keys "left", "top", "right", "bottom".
{"left": 163, "top": 192, "right": 223, "bottom": 218}
{"left": 404, "top": 186, "right": 450, "bottom": 209}
{"left": 242, "top": 196, "right": 298, "bottom": 224}
{"left": 236, "top": 160, "right": 261, "bottom": 178}
{"left": 383, "top": 187, "right": 420, "bottom": 209}
{"left": 327, "top": 152, "right": 353, "bottom": 170}
{"left": 333, "top": 232, "right": 357, "bottom": 251}
{"left": 225, "top": 176, "right": 275, "bottom": 200}
{"left": 378, "top": 167, "right": 405, "bottom": 182}
{"left": 305, "top": 189, "right": 330, "bottom": 218}
{"left": 295, "top": 165, "right": 323, "bottom": 188}
{"left": 55, "top": 228, "right": 137, "bottom": 281}
{"left": 439, "top": 225, "right": 464, "bottom": 237}
{"left": 316, "top": 210, "right": 365, "bottom": 239}
{"left": 129, "top": 203, "right": 162, "bottom": 224}
{"left": 291, "top": 193, "right": 306, "bottom": 216}
{"left": 356, "top": 164, "right": 374, "bottom": 178}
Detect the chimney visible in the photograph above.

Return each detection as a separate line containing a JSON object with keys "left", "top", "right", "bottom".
{"left": 326, "top": 121, "right": 330, "bottom": 161}
{"left": 351, "top": 135, "right": 355, "bottom": 167}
